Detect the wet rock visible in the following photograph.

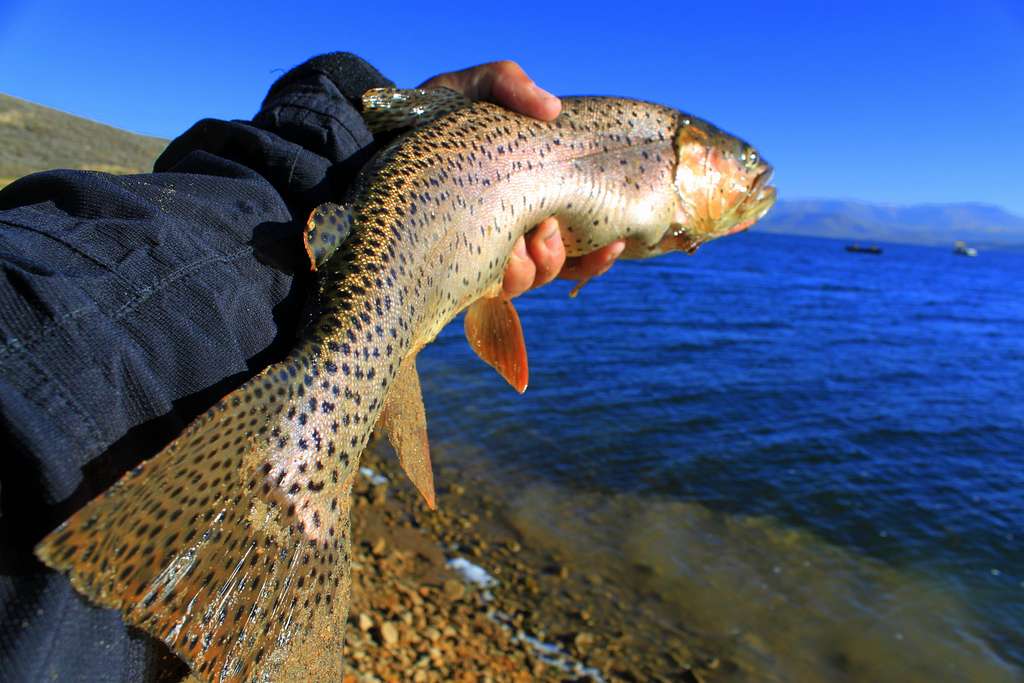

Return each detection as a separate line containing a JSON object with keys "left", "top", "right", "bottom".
{"left": 547, "top": 562, "right": 570, "bottom": 579}
{"left": 574, "top": 631, "right": 596, "bottom": 652}
{"left": 669, "top": 645, "right": 693, "bottom": 668}
{"left": 443, "top": 579, "right": 466, "bottom": 601}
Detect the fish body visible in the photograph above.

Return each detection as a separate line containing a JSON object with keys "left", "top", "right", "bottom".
{"left": 36, "top": 90, "right": 775, "bottom": 681}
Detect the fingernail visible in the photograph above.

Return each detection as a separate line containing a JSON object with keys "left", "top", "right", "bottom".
{"left": 532, "top": 83, "right": 560, "bottom": 105}
{"left": 608, "top": 242, "right": 626, "bottom": 260}
{"left": 512, "top": 237, "right": 528, "bottom": 259}
{"left": 543, "top": 223, "right": 560, "bottom": 244}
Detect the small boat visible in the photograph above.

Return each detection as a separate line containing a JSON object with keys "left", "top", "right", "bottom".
{"left": 845, "top": 244, "right": 883, "bottom": 254}
{"left": 953, "top": 241, "right": 978, "bottom": 257}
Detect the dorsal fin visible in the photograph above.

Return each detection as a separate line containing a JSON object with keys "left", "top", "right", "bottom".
{"left": 377, "top": 355, "right": 436, "bottom": 509}
{"left": 304, "top": 202, "right": 352, "bottom": 271}
{"left": 464, "top": 296, "right": 529, "bottom": 394}
{"left": 361, "top": 87, "right": 473, "bottom": 135}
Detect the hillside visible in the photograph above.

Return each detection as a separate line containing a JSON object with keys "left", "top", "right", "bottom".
{"left": 0, "top": 93, "right": 168, "bottom": 189}
{"left": 758, "top": 199, "right": 1024, "bottom": 249}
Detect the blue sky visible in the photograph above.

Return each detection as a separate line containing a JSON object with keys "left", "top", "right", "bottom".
{"left": 1, "top": 0, "right": 1022, "bottom": 214}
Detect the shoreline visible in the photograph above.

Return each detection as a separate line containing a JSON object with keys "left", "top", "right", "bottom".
{"left": 342, "top": 442, "right": 729, "bottom": 682}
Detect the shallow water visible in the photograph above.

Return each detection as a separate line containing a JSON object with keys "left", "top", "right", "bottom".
{"left": 416, "top": 232, "right": 1023, "bottom": 681}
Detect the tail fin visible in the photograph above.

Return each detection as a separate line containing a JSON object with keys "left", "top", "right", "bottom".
{"left": 36, "top": 362, "right": 357, "bottom": 682}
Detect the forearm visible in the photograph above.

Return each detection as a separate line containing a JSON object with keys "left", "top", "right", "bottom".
{"left": 0, "top": 52, "right": 392, "bottom": 542}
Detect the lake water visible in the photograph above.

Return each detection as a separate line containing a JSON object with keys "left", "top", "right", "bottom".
{"left": 415, "top": 232, "right": 1023, "bottom": 681}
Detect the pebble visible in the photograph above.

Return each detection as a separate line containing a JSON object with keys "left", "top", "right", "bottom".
{"left": 358, "top": 613, "right": 373, "bottom": 632}
{"left": 379, "top": 621, "right": 399, "bottom": 646}
{"left": 574, "top": 631, "right": 596, "bottom": 652}
{"left": 443, "top": 579, "right": 467, "bottom": 601}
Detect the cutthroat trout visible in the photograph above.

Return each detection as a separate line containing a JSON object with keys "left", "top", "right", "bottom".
{"left": 36, "top": 87, "right": 776, "bottom": 681}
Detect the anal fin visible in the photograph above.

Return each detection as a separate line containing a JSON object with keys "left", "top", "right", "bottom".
{"left": 464, "top": 296, "right": 529, "bottom": 393}
{"left": 379, "top": 356, "right": 436, "bottom": 509}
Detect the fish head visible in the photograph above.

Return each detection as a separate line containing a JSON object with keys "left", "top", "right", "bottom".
{"left": 662, "top": 113, "right": 776, "bottom": 253}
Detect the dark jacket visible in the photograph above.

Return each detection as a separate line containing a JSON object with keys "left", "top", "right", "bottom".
{"left": 0, "top": 53, "right": 392, "bottom": 682}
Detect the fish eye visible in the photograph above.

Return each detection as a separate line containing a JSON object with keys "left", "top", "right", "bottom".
{"left": 742, "top": 146, "right": 760, "bottom": 169}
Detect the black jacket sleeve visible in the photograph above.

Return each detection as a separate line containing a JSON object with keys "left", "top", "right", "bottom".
{"left": 0, "top": 53, "right": 392, "bottom": 683}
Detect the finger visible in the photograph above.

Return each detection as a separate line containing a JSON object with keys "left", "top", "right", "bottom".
{"left": 559, "top": 240, "right": 626, "bottom": 281}
{"left": 486, "top": 62, "right": 561, "bottom": 121}
{"left": 524, "top": 217, "right": 566, "bottom": 288}
{"left": 502, "top": 236, "right": 537, "bottom": 298}
{"left": 420, "top": 61, "right": 560, "bottom": 121}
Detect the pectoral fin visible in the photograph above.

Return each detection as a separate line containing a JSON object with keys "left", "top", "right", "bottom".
{"left": 568, "top": 277, "right": 592, "bottom": 298}
{"left": 464, "top": 297, "right": 529, "bottom": 394}
{"left": 379, "top": 356, "right": 436, "bottom": 509}
{"left": 305, "top": 202, "right": 352, "bottom": 271}
{"left": 361, "top": 87, "right": 473, "bottom": 134}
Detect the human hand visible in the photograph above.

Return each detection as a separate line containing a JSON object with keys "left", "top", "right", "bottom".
{"left": 419, "top": 61, "right": 625, "bottom": 298}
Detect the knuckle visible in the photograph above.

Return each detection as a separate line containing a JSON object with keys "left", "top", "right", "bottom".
{"left": 490, "top": 60, "right": 524, "bottom": 77}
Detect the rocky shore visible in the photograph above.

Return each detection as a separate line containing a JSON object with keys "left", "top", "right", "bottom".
{"left": 342, "top": 443, "right": 731, "bottom": 682}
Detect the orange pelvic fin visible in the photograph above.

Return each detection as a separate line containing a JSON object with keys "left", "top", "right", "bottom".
{"left": 378, "top": 356, "right": 436, "bottom": 509}
{"left": 464, "top": 296, "right": 529, "bottom": 394}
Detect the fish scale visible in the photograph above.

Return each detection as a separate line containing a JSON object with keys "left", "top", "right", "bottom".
{"left": 36, "top": 88, "right": 775, "bottom": 681}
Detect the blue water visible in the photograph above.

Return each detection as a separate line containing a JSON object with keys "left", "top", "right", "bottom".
{"left": 416, "top": 232, "right": 1023, "bottom": 681}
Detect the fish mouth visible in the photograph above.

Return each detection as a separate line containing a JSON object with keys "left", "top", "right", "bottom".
{"left": 667, "top": 162, "right": 777, "bottom": 251}
{"left": 740, "top": 167, "right": 777, "bottom": 225}
{"left": 752, "top": 167, "right": 773, "bottom": 194}
{"left": 710, "top": 167, "right": 776, "bottom": 241}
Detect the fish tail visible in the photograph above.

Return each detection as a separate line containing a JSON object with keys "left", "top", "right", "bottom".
{"left": 35, "top": 361, "right": 356, "bottom": 682}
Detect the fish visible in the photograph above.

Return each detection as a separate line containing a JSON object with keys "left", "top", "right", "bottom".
{"left": 35, "top": 86, "right": 776, "bottom": 682}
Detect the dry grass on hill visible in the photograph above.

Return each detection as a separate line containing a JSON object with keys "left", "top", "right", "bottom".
{"left": 0, "top": 93, "right": 168, "bottom": 189}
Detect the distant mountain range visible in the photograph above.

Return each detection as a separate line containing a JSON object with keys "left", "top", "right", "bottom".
{"left": 2, "top": 93, "right": 1022, "bottom": 251}
{"left": 757, "top": 199, "right": 1024, "bottom": 250}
